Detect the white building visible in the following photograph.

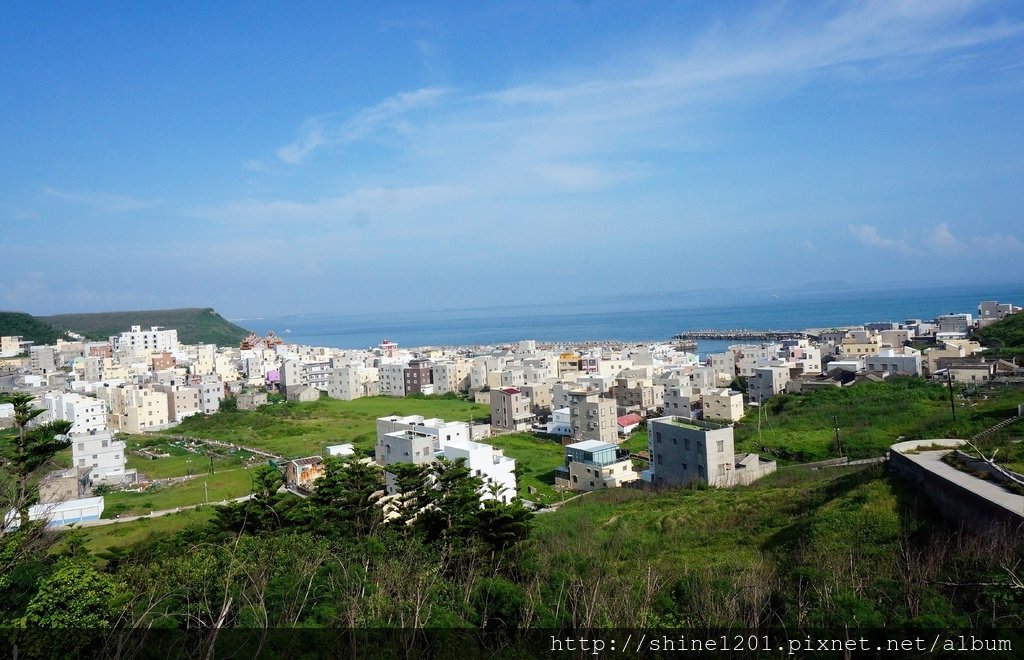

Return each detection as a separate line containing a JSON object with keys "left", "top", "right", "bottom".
{"left": 440, "top": 438, "right": 517, "bottom": 503}
{"left": 43, "top": 392, "right": 107, "bottom": 434}
{"left": 71, "top": 429, "right": 127, "bottom": 483}
{"left": 5, "top": 496, "right": 105, "bottom": 528}
{"left": 111, "top": 325, "right": 179, "bottom": 355}
{"left": 376, "top": 415, "right": 471, "bottom": 448}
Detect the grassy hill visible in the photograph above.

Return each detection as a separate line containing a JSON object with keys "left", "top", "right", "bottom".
{"left": 734, "top": 377, "right": 1024, "bottom": 462}
{"left": 0, "top": 311, "right": 70, "bottom": 347}
{"left": 974, "top": 311, "right": 1024, "bottom": 354}
{"left": 42, "top": 307, "right": 249, "bottom": 346}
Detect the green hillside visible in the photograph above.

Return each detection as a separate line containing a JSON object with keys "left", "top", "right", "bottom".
{"left": 974, "top": 311, "right": 1024, "bottom": 353}
{"left": 42, "top": 307, "right": 249, "bottom": 346}
{"left": 0, "top": 311, "right": 70, "bottom": 347}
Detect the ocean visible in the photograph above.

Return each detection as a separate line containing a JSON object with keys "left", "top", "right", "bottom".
{"left": 236, "top": 283, "right": 1024, "bottom": 357}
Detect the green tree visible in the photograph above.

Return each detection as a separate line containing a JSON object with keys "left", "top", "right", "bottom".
{"left": 307, "top": 456, "right": 385, "bottom": 538}
{"left": 0, "top": 393, "right": 73, "bottom": 524}
{"left": 24, "top": 559, "right": 125, "bottom": 629}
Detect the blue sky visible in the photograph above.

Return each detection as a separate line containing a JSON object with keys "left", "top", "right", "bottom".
{"left": 2, "top": 1, "right": 1023, "bottom": 317}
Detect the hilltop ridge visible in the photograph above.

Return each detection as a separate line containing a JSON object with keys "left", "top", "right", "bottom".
{"left": 39, "top": 307, "right": 249, "bottom": 346}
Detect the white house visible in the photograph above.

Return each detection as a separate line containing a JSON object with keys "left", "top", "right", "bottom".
{"left": 71, "top": 428, "right": 127, "bottom": 483}
{"left": 440, "top": 438, "right": 517, "bottom": 503}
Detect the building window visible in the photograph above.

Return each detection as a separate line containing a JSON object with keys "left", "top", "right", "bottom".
{"left": 685, "top": 438, "right": 690, "bottom": 450}
{"left": 655, "top": 432, "right": 661, "bottom": 443}
{"left": 717, "top": 440, "right": 724, "bottom": 453}
{"left": 657, "top": 454, "right": 663, "bottom": 464}
{"left": 718, "top": 464, "right": 726, "bottom": 476}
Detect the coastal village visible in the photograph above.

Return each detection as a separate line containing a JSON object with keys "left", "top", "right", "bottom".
{"left": 1, "top": 299, "right": 1021, "bottom": 530}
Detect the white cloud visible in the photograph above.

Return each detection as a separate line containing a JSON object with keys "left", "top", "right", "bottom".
{"left": 276, "top": 87, "right": 450, "bottom": 164}
{"left": 41, "top": 187, "right": 159, "bottom": 214}
{"left": 849, "top": 222, "right": 1024, "bottom": 257}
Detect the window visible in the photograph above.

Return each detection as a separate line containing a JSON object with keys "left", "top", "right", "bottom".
{"left": 685, "top": 438, "right": 690, "bottom": 450}
{"left": 718, "top": 464, "right": 726, "bottom": 476}
{"left": 682, "top": 462, "right": 688, "bottom": 470}
{"left": 655, "top": 432, "right": 662, "bottom": 443}
{"left": 657, "top": 453, "right": 663, "bottom": 464}
{"left": 77, "top": 443, "right": 84, "bottom": 451}
{"left": 101, "top": 440, "right": 108, "bottom": 448}
{"left": 716, "top": 440, "right": 724, "bottom": 453}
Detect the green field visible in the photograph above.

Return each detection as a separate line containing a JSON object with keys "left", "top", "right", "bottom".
{"left": 123, "top": 435, "right": 249, "bottom": 479}
{"left": 162, "top": 396, "right": 489, "bottom": 458}
{"left": 734, "top": 378, "right": 1024, "bottom": 462}
{"left": 102, "top": 468, "right": 255, "bottom": 518}
{"left": 485, "top": 432, "right": 566, "bottom": 504}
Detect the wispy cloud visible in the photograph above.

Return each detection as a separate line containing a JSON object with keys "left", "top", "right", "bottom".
{"left": 190, "top": 184, "right": 468, "bottom": 229}
{"left": 263, "top": 0, "right": 1023, "bottom": 194}
{"left": 276, "top": 87, "right": 450, "bottom": 164}
{"left": 848, "top": 224, "right": 923, "bottom": 255}
{"left": 849, "top": 222, "right": 1024, "bottom": 256}
{"left": 41, "top": 187, "right": 159, "bottom": 214}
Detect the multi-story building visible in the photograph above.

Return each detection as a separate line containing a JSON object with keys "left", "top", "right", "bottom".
{"left": 612, "top": 377, "right": 657, "bottom": 414}
{"left": 30, "top": 346, "right": 58, "bottom": 375}
{"left": 376, "top": 415, "right": 471, "bottom": 448}
{"left": 111, "top": 325, "right": 179, "bottom": 355}
{"left": 441, "top": 439, "right": 517, "bottom": 503}
{"left": 700, "top": 388, "right": 745, "bottom": 422}
{"left": 43, "top": 392, "right": 107, "bottom": 434}
{"left": 153, "top": 384, "right": 202, "bottom": 422}
{"left": 97, "top": 383, "right": 172, "bottom": 433}
{"left": 376, "top": 429, "right": 437, "bottom": 493}
{"left": 662, "top": 380, "right": 695, "bottom": 417}
{"left": 0, "top": 335, "right": 29, "bottom": 358}
{"left": 865, "top": 349, "right": 922, "bottom": 377}
{"left": 647, "top": 417, "right": 775, "bottom": 488}
{"left": 748, "top": 365, "right": 791, "bottom": 404}
{"left": 568, "top": 390, "right": 618, "bottom": 445}
{"left": 554, "top": 440, "right": 637, "bottom": 491}
{"left": 378, "top": 362, "right": 408, "bottom": 397}
{"left": 490, "top": 387, "right": 535, "bottom": 432}
{"left": 198, "top": 377, "right": 224, "bottom": 414}
{"left": 70, "top": 428, "right": 127, "bottom": 483}
{"left": 404, "top": 358, "right": 434, "bottom": 395}
{"left": 936, "top": 313, "right": 973, "bottom": 336}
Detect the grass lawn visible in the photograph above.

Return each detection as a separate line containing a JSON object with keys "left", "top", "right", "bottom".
{"left": 161, "top": 396, "right": 489, "bottom": 458}
{"left": 55, "top": 508, "right": 215, "bottom": 564}
{"left": 484, "top": 432, "right": 566, "bottom": 504}
{"left": 621, "top": 427, "right": 649, "bottom": 454}
{"left": 122, "top": 434, "right": 249, "bottom": 479}
{"left": 734, "top": 378, "right": 1024, "bottom": 463}
{"left": 102, "top": 467, "right": 255, "bottom": 518}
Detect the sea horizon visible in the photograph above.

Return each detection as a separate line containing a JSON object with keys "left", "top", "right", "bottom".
{"left": 235, "top": 282, "right": 1024, "bottom": 354}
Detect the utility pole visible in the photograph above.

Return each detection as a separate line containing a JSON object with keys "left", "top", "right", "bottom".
{"left": 833, "top": 415, "right": 842, "bottom": 457}
{"left": 204, "top": 481, "right": 209, "bottom": 504}
{"left": 946, "top": 369, "right": 957, "bottom": 423}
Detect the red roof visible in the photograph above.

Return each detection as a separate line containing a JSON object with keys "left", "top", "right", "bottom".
{"left": 617, "top": 413, "right": 643, "bottom": 426}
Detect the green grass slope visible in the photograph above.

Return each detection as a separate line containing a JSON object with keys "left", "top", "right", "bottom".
{"left": 734, "top": 377, "right": 1024, "bottom": 462}
{"left": 974, "top": 311, "right": 1024, "bottom": 353}
{"left": 0, "top": 311, "right": 70, "bottom": 347}
{"left": 528, "top": 465, "right": 1022, "bottom": 628}
{"left": 42, "top": 307, "right": 249, "bottom": 346}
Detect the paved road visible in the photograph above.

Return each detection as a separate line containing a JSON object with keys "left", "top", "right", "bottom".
{"left": 904, "top": 450, "right": 1024, "bottom": 519}
{"left": 76, "top": 494, "right": 253, "bottom": 527}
